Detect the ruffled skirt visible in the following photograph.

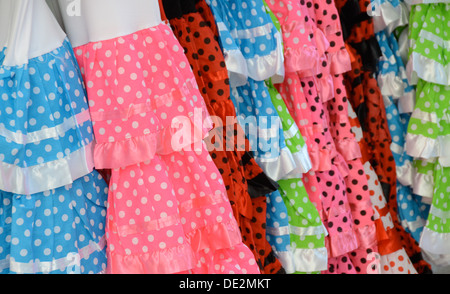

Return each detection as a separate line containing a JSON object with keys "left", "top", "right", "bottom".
{"left": 74, "top": 21, "right": 260, "bottom": 274}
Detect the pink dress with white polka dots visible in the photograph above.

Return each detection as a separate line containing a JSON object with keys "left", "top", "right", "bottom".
{"left": 74, "top": 18, "right": 259, "bottom": 274}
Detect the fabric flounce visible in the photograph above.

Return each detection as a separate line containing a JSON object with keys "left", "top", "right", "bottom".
{"left": 379, "top": 248, "right": 418, "bottom": 274}
{"left": 74, "top": 23, "right": 214, "bottom": 169}
{"left": 0, "top": 170, "right": 108, "bottom": 274}
{"left": 371, "top": 0, "right": 409, "bottom": 34}
{"left": 0, "top": 39, "right": 96, "bottom": 195}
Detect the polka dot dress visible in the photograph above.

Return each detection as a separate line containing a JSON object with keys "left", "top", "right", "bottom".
{"left": 0, "top": 171, "right": 109, "bottom": 274}
{"left": 162, "top": 0, "right": 285, "bottom": 274}
{"left": 265, "top": 79, "right": 328, "bottom": 274}
{"left": 406, "top": 3, "right": 450, "bottom": 87}
{"left": 0, "top": 2, "right": 108, "bottom": 274}
{"left": 0, "top": 40, "right": 95, "bottom": 195}
{"left": 335, "top": 0, "right": 432, "bottom": 273}
{"left": 205, "top": 0, "right": 284, "bottom": 86}
{"left": 375, "top": 27, "right": 430, "bottom": 244}
{"left": 347, "top": 89, "right": 417, "bottom": 274}
{"left": 405, "top": 2, "right": 450, "bottom": 267}
{"left": 74, "top": 9, "right": 260, "bottom": 273}
{"left": 265, "top": 0, "right": 365, "bottom": 273}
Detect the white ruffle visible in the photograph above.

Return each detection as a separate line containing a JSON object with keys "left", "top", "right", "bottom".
{"left": 405, "top": 132, "right": 438, "bottom": 159}
{"left": 405, "top": 132, "right": 450, "bottom": 166}
{"left": 245, "top": 39, "right": 285, "bottom": 82}
{"left": 420, "top": 227, "right": 450, "bottom": 255}
{"left": 378, "top": 71, "right": 405, "bottom": 99}
{"left": 0, "top": 235, "right": 106, "bottom": 274}
{"left": 372, "top": 0, "right": 405, "bottom": 34}
{"left": 223, "top": 48, "right": 249, "bottom": 88}
{"left": 422, "top": 249, "right": 450, "bottom": 269}
{"left": 266, "top": 223, "right": 327, "bottom": 237}
{"left": 407, "top": 52, "right": 450, "bottom": 86}
{"left": 401, "top": 216, "right": 427, "bottom": 236}
{"left": 255, "top": 146, "right": 297, "bottom": 182}
{"left": 277, "top": 247, "right": 328, "bottom": 273}
{"left": 0, "top": 109, "right": 91, "bottom": 144}
{"left": 0, "top": 142, "right": 94, "bottom": 195}
{"left": 285, "top": 144, "right": 312, "bottom": 179}
{"left": 398, "top": 88, "right": 416, "bottom": 114}
{"left": 411, "top": 165, "right": 435, "bottom": 200}
{"left": 396, "top": 158, "right": 414, "bottom": 187}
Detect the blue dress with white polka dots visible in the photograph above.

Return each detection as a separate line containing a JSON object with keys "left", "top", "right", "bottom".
{"left": 0, "top": 39, "right": 108, "bottom": 274}
{"left": 0, "top": 39, "right": 95, "bottom": 195}
{"left": 376, "top": 30, "right": 430, "bottom": 243}
{"left": 205, "top": 0, "right": 284, "bottom": 86}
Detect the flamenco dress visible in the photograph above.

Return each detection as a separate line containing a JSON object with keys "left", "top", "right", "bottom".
{"left": 405, "top": 1, "right": 450, "bottom": 269}
{"left": 161, "top": 0, "right": 284, "bottom": 274}
{"left": 0, "top": 0, "right": 108, "bottom": 274}
{"left": 194, "top": 0, "right": 286, "bottom": 274}
{"left": 56, "top": 0, "right": 260, "bottom": 274}
{"left": 264, "top": 0, "right": 362, "bottom": 274}
{"left": 205, "top": 0, "right": 330, "bottom": 274}
{"left": 304, "top": 0, "right": 382, "bottom": 274}
{"left": 334, "top": 0, "right": 427, "bottom": 273}
{"left": 371, "top": 0, "right": 431, "bottom": 245}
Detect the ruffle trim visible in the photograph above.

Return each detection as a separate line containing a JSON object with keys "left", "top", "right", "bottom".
{"left": 274, "top": 247, "right": 328, "bottom": 274}
{"left": 353, "top": 224, "right": 379, "bottom": 251}
{"left": 327, "top": 47, "right": 352, "bottom": 75}
{"left": 396, "top": 159, "right": 415, "bottom": 188}
{"left": 407, "top": 52, "right": 450, "bottom": 86}
{"left": 334, "top": 136, "right": 363, "bottom": 162}
{"left": 405, "top": 132, "right": 450, "bottom": 166}
{"left": 371, "top": 0, "right": 407, "bottom": 34}
{"left": 287, "top": 143, "right": 313, "bottom": 178}
{"left": 94, "top": 111, "right": 211, "bottom": 169}
{"left": 377, "top": 71, "right": 407, "bottom": 100}
{"left": 222, "top": 29, "right": 284, "bottom": 84}
{"left": 308, "top": 144, "right": 333, "bottom": 172}
{"left": 185, "top": 221, "right": 244, "bottom": 253}
{"left": 398, "top": 89, "right": 416, "bottom": 114}
{"left": 422, "top": 249, "right": 450, "bottom": 268}
{"left": 284, "top": 45, "right": 319, "bottom": 74}
{"left": 106, "top": 221, "right": 245, "bottom": 274}
{"left": 88, "top": 79, "right": 199, "bottom": 122}
{"left": 420, "top": 227, "right": 450, "bottom": 256}
{"left": 325, "top": 227, "right": 359, "bottom": 258}
{"left": 255, "top": 146, "right": 297, "bottom": 182}
{"left": 189, "top": 243, "right": 260, "bottom": 274}
{"left": 245, "top": 31, "right": 285, "bottom": 82}
{"left": 0, "top": 142, "right": 94, "bottom": 195}
{"left": 106, "top": 243, "right": 195, "bottom": 274}
{"left": 411, "top": 169, "right": 435, "bottom": 199}
{"left": 1, "top": 235, "right": 106, "bottom": 274}
{"left": 224, "top": 48, "right": 249, "bottom": 87}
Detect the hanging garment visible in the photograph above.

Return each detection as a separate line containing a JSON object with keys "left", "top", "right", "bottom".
{"left": 161, "top": 0, "right": 285, "bottom": 274}
{"left": 335, "top": 0, "right": 432, "bottom": 274}
{"left": 372, "top": 2, "right": 431, "bottom": 245}
{"left": 0, "top": 0, "right": 108, "bottom": 274}
{"left": 405, "top": 0, "right": 450, "bottom": 267}
{"left": 57, "top": 0, "right": 260, "bottom": 274}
